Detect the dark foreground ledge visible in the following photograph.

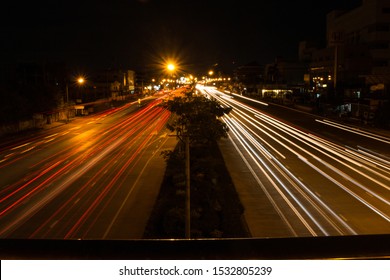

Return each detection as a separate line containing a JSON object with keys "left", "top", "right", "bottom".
{"left": 1, "top": 234, "right": 389, "bottom": 260}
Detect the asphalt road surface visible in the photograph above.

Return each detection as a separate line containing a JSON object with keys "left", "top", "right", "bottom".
{"left": 0, "top": 97, "right": 177, "bottom": 239}
{"left": 200, "top": 85, "right": 390, "bottom": 237}
{"left": 1, "top": 86, "right": 390, "bottom": 240}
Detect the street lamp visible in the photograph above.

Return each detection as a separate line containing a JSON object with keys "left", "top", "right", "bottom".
{"left": 65, "top": 76, "right": 85, "bottom": 103}
{"left": 76, "top": 76, "right": 86, "bottom": 101}
{"left": 167, "top": 63, "right": 176, "bottom": 89}
{"left": 64, "top": 76, "right": 85, "bottom": 121}
{"left": 167, "top": 63, "right": 175, "bottom": 72}
{"left": 165, "top": 62, "right": 193, "bottom": 238}
{"left": 206, "top": 70, "right": 213, "bottom": 86}
{"left": 77, "top": 77, "right": 85, "bottom": 85}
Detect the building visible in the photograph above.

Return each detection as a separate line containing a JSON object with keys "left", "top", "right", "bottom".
{"left": 312, "top": 0, "right": 390, "bottom": 91}
{"left": 232, "top": 61, "right": 264, "bottom": 94}
{"left": 88, "top": 69, "right": 135, "bottom": 101}
{"left": 299, "top": 0, "right": 390, "bottom": 124}
{"left": 327, "top": 0, "right": 390, "bottom": 76}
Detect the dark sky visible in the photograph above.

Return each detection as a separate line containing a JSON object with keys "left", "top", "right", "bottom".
{"left": 1, "top": 0, "right": 362, "bottom": 74}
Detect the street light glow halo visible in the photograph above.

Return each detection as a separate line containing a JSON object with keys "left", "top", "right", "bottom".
{"left": 77, "top": 77, "right": 85, "bottom": 84}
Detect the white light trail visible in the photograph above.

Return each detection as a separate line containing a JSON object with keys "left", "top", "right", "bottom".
{"left": 11, "top": 142, "right": 32, "bottom": 150}
{"left": 207, "top": 87, "right": 390, "bottom": 234}
{"left": 202, "top": 86, "right": 390, "bottom": 234}
{"left": 225, "top": 115, "right": 319, "bottom": 236}
{"left": 301, "top": 157, "right": 390, "bottom": 223}
{"left": 256, "top": 114, "right": 390, "bottom": 192}
{"left": 231, "top": 92, "right": 269, "bottom": 106}
{"left": 357, "top": 146, "right": 390, "bottom": 169}
{"left": 226, "top": 115, "right": 357, "bottom": 235}
{"left": 316, "top": 119, "right": 390, "bottom": 144}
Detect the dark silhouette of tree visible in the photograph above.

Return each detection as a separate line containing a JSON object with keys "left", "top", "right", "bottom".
{"left": 0, "top": 83, "right": 62, "bottom": 123}
{"left": 0, "top": 85, "right": 30, "bottom": 122}
{"left": 156, "top": 91, "right": 242, "bottom": 239}
{"left": 163, "top": 91, "right": 232, "bottom": 145}
{"left": 0, "top": 62, "right": 64, "bottom": 124}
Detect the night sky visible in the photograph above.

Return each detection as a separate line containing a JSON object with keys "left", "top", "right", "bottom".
{"left": 1, "top": 0, "right": 362, "bottom": 74}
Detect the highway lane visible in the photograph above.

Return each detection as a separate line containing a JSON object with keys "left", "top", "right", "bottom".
{"left": 0, "top": 96, "right": 175, "bottom": 239}
{"left": 230, "top": 91, "right": 390, "bottom": 158}
{"left": 199, "top": 85, "right": 390, "bottom": 237}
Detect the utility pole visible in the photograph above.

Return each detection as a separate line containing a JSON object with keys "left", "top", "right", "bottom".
{"left": 65, "top": 83, "right": 69, "bottom": 104}
{"left": 185, "top": 134, "right": 191, "bottom": 239}
{"left": 331, "top": 30, "right": 343, "bottom": 92}
{"left": 334, "top": 44, "right": 338, "bottom": 90}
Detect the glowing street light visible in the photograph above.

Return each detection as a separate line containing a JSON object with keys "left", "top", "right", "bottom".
{"left": 77, "top": 77, "right": 85, "bottom": 85}
{"left": 64, "top": 75, "right": 86, "bottom": 121}
{"left": 206, "top": 70, "right": 214, "bottom": 86}
{"left": 167, "top": 63, "right": 175, "bottom": 72}
{"left": 65, "top": 76, "right": 86, "bottom": 103}
{"left": 167, "top": 63, "right": 176, "bottom": 89}
{"left": 75, "top": 76, "right": 86, "bottom": 101}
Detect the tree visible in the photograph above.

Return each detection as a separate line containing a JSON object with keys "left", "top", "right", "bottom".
{"left": 162, "top": 90, "right": 232, "bottom": 238}
{"left": 0, "top": 78, "right": 62, "bottom": 123}
{"left": 163, "top": 91, "right": 232, "bottom": 145}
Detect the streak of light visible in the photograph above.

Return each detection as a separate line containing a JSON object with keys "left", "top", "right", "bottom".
{"left": 231, "top": 92, "right": 269, "bottom": 106}
{"left": 228, "top": 115, "right": 354, "bottom": 235}
{"left": 357, "top": 146, "right": 390, "bottom": 168}
{"left": 209, "top": 87, "right": 388, "bottom": 234}
{"left": 10, "top": 142, "right": 32, "bottom": 150}
{"left": 225, "top": 115, "right": 321, "bottom": 236}
{"left": 65, "top": 108, "right": 170, "bottom": 238}
{"left": 309, "top": 138, "right": 390, "bottom": 184}
{"left": 301, "top": 157, "right": 390, "bottom": 223}
{"left": 316, "top": 119, "right": 390, "bottom": 144}
{"left": 271, "top": 153, "right": 357, "bottom": 235}
{"left": 239, "top": 114, "right": 357, "bottom": 234}
{"left": 29, "top": 140, "right": 133, "bottom": 238}
{"left": 0, "top": 129, "right": 136, "bottom": 236}
{"left": 44, "top": 133, "right": 59, "bottom": 139}
{"left": 102, "top": 129, "right": 171, "bottom": 238}
{"left": 256, "top": 114, "right": 390, "bottom": 192}
{"left": 254, "top": 114, "right": 390, "bottom": 216}
{"left": 1, "top": 98, "right": 171, "bottom": 237}
{"left": 231, "top": 111, "right": 286, "bottom": 159}
{"left": 222, "top": 117, "right": 298, "bottom": 236}
{"left": 44, "top": 138, "right": 55, "bottom": 143}
{"left": 0, "top": 161, "right": 62, "bottom": 211}
{"left": 1, "top": 120, "right": 153, "bottom": 232}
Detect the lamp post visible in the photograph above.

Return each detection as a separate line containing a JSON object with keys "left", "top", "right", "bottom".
{"left": 65, "top": 83, "right": 69, "bottom": 104}
{"left": 151, "top": 78, "right": 155, "bottom": 94}
{"left": 76, "top": 76, "right": 85, "bottom": 101}
{"left": 65, "top": 76, "right": 85, "bottom": 102}
{"left": 185, "top": 134, "right": 190, "bottom": 239}
{"left": 65, "top": 83, "right": 70, "bottom": 122}
{"left": 167, "top": 61, "right": 192, "bottom": 238}
{"left": 167, "top": 63, "right": 175, "bottom": 90}
{"left": 65, "top": 76, "right": 86, "bottom": 118}
{"left": 207, "top": 70, "right": 213, "bottom": 86}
